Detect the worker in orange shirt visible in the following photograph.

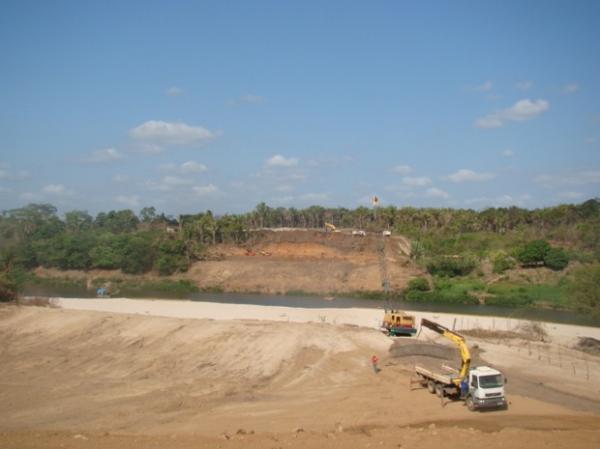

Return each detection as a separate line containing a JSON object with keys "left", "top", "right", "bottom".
{"left": 371, "top": 355, "right": 380, "bottom": 373}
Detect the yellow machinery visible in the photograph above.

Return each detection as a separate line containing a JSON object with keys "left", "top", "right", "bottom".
{"left": 382, "top": 310, "right": 417, "bottom": 336}
{"left": 420, "top": 318, "right": 470, "bottom": 385}
{"left": 324, "top": 222, "right": 339, "bottom": 232}
{"left": 413, "top": 318, "right": 507, "bottom": 410}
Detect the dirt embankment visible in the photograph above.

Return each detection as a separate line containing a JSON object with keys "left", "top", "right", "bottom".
{"left": 1, "top": 305, "right": 599, "bottom": 449}
{"left": 35, "top": 230, "right": 424, "bottom": 295}
{"left": 192, "top": 230, "right": 422, "bottom": 294}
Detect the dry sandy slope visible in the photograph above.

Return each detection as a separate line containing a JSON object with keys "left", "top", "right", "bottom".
{"left": 1, "top": 305, "right": 600, "bottom": 449}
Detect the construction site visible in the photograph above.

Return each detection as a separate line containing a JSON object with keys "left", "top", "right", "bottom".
{"left": 1, "top": 297, "right": 599, "bottom": 449}
{"left": 188, "top": 228, "right": 418, "bottom": 295}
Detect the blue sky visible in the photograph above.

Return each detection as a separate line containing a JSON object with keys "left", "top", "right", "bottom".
{"left": 1, "top": 0, "right": 599, "bottom": 216}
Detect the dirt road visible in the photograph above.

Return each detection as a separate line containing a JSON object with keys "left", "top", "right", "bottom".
{"left": 1, "top": 304, "right": 599, "bottom": 448}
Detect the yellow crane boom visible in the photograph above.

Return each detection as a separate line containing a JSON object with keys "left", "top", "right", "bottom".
{"left": 420, "top": 318, "right": 471, "bottom": 385}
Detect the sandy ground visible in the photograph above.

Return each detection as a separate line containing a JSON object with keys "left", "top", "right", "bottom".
{"left": 1, "top": 300, "right": 599, "bottom": 449}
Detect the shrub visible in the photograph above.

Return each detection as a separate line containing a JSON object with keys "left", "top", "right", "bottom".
{"left": 425, "top": 256, "right": 477, "bottom": 277}
{"left": 119, "top": 235, "right": 154, "bottom": 274}
{"left": 516, "top": 240, "right": 550, "bottom": 266}
{"left": 155, "top": 255, "right": 177, "bottom": 276}
{"left": 407, "top": 277, "right": 430, "bottom": 291}
{"left": 492, "top": 252, "right": 517, "bottom": 273}
{"left": 544, "top": 247, "right": 569, "bottom": 271}
{"left": 0, "top": 271, "right": 17, "bottom": 302}
{"left": 568, "top": 263, "right": 600, "bottom": 317}
{"left": 405, "top": 278, "right": 480, "bottom": 305}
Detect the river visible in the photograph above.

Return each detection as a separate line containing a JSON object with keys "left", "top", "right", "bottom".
{"left": 23, "top": 284, "right": 600, "bottom": 328}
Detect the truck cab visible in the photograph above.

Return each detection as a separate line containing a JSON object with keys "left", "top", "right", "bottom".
{"left": 466, "top": 366, "right": 507, "bottom": 411}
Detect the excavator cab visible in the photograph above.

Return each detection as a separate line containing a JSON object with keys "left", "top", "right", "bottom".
{"left": 382, "top": 310, "right": 417, "bottom": 336}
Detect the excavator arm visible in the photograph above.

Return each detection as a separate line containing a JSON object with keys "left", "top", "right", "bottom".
{"left": 421, "top": 318, "right": 471, "bottom": 385}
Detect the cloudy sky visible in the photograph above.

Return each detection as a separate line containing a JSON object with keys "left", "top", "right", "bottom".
{"left": 1, "top": 1, "right": 599, "bottom": 215}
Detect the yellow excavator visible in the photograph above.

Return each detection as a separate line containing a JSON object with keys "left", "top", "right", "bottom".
{"left": 324, "top": 222, "right": 340, "bottom": 233}
{"left": 413, "top": 318, "right": 507, "bottom": 411}
{"left": 420, "top": 318, "right": 471, "bottom": 384}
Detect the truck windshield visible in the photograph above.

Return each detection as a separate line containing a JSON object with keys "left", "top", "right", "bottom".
{"left": 479, "top": 374, "right": 503, "bottom": 388}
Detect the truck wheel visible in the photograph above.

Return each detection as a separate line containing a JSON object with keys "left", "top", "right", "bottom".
{"left": 435, "top": 384, "right": 444, "bottom": 398}
{"left": 427, "top": 380, "right": 436, "bottom": 394}
{"left": 466, "top": 396, "right": 475, "bottom": 411}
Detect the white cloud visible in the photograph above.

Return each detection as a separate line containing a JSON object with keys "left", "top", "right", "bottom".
{"left": 130, "top": 120, "right": 217, "bottom": 147}
{"left": 166, "top": 86, "right": 184, "bottom": 96}
{"left": 192, "top": 184, "right": 219, "bottom": 196}
{"left": 558, "top": 191, "right": 584, "bottom": 200}
{"left": 0, "top": 165, "right": 30, "bottom": 180}
{"left": 115, "top": 195, "right": 140, "bottom": 208}
{"left": 516, "top": 81, "right": 533, "bottom": 91}
{"left": 86, "top": 147, "right": 123, "bottom": 163}
{"left": 241, "top": 94, "right": 264, "bottom": 103}
{"left": 402, "top": 176, "right": 432, "bottom": 187}
{"left": 391, "top": 164, "right": 413, "bottom": 175}
{"left": 475, "top": 116, "right": 504, "bottom": 128}
{"left": 299, "top": 192, "right": 329, "bottom": 202}
{"left": 163, "top": 176, "right": 194, "bottom": 186}
{"left": 229, "top": 94, "right": 265, "bottom": 105}
{"left": 425, "top": 187, "right": 449, "bottom": 199}
{"left": 20, "top": 192, "right": 42, "bottom": 201}
{"left": 562, "top": 83, "right": 579, "bottom": 94}
{"left": 136, "top": 143, "right": 164, "bottom": 154}
{"left": 535, "top": 170, "right": 600, "bottom": 187}
{"left": 15, "top": 170, "right": 29, "bottom": 180}
{"left": 475, "top": 99, "right": 550, "bottom": 128}
{"left": 147, "top": 176, "right": 196, "bottom": 191}
{"left": 266, "top": 154, "right": 299, "bottom": 168}
{"left": 473, "top": 80, "right": 493, "bottom": 92}
{"left": 113, "top": 174, "right": 128, "bottom": 183}
{"left": 502, "top": 149, "right": 514, "bottom": 158}
{"left": 180, "top": 161, "right": 208, "bottom": 174}
{"left": 446, "top": 169, "right": 495, "bottom": 183}
{"left": 42, "top": 184, "right": 73, "bottom": 196}
{"left": 465, "top": 194, "right": 531, "bottom": 207}
{"left": 276, "top": 184, "right": 293, "bottom": 192}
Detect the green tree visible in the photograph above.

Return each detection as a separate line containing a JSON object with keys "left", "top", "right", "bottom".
{"left": 426, "top": 256, "right": 477, "bottom": 277}
{"left": 516, "top": 240, "right": 551, "bottom": 266}
{"left": 492, "top": 252, "right": 517, "bottom": 273}
{"left": 544, "top": 247, "right": 569, "bottom": 270}
{"left": 407, "top": 277, "right": 430, "bottom": 291}
{"left": 568, "top": 263, "right": 600, "bottom": 316}
{"left": 95, "top": 210, "right": 139, "bottom": 233}
{"left": 64, "top": 210, "right": 93, "bottom": 233}
{"left": 140, "top": 206, "right": 157, "bottom": 223}
{"left": 119, "top": 234, "right": 154, "bottom": 274}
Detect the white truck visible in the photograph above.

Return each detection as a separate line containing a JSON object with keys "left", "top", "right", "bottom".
{"left": 413, "top": 319, "right": 508, "bottom": 411}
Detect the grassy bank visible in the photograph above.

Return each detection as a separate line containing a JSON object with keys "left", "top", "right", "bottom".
{"left": 405, "top": 276, "right": 570, "bottom": 309}
{"left": 22, "top": 272, "right": 573, "bottom": 311}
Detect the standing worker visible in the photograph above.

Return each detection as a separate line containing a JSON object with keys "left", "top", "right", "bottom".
{"left": 371, "top": 355, "right": 380, "bottom": 373}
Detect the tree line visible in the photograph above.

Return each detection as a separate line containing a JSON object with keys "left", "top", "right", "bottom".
{"left": 0, "top": 199, "right": 598, "bottom": 301}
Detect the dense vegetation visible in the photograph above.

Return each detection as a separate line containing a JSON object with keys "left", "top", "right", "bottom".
{"left": 1, "top": 200, "right": 598, "bottom": 314}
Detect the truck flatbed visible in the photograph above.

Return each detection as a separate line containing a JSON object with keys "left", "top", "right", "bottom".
{"left": 415, "top": 365, "right": 454, "bottom": 385}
